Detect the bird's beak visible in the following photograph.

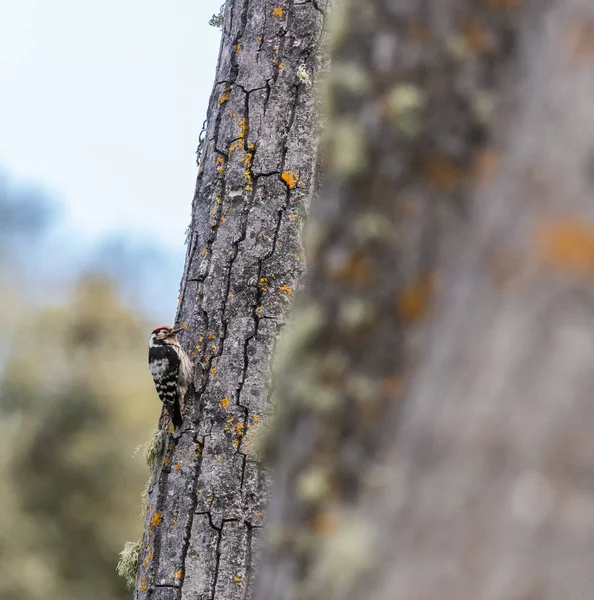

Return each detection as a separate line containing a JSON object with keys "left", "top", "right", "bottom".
{"left": 170, "top": 327, "right": 184, "bottom": 336}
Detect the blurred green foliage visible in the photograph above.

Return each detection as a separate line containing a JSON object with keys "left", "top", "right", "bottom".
{"left": 0, "top": 187, "right": 161, "bottom": 599}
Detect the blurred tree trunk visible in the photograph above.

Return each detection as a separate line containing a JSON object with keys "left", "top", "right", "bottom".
{"left": 255, "top": 1, "right": 594, "bottom": 599}
{"left": 134, "top": 1, "right": 326, "bottom": 598}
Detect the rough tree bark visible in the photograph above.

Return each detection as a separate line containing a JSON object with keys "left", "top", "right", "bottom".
{"left": 255, "top": 1, "right": 594, "bottom": 599}
{"left": 134, "top": 1, "right": 326, "bottom": 598}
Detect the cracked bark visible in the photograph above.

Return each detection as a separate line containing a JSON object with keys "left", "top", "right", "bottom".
{"left": 134, "top": 1, "right": 326, "bottom": 598}
{"left": 254, "top": 1, "right": 594, "bottom": 599}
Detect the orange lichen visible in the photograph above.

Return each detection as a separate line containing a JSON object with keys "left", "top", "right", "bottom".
{"left": 201, "top": 247, "right": 207, "bottom": 256}
{"left": 281, "top": 171, "right": 299, "bottom": 189}
{"left": 211, "top": 367, "right": 217, "bottom": 375}
{"left": 218, "top": 88, "right": 231, "bottom": 104}
{"left": 565, "top": 20, "right": 594, "bottom": 64}
{"left": 236, "top": 43, "right": 242, "bottom": 53}
{"left": 259, "top": 277, "right": 269, "bottom": 292}
{"left": 151, "top": 512, "right": 163, "bottom": 526}
{"left": 216, "top": 156, "right": 224, "bottom": 165}
{"left": 482, "top": 0, "right": 522, "bottom": 7}
{"left": 271, "top": 6, "right": 283, "bottom": 18}
{"left": 396, "top": 272, "right": 438, "bottom": 322}
{"left": 208, "top": 333, "right": 215, "bottom": 340}
{"left": 175, "top": 462, "right": 182, "bottom": 471}
{"left": 461, "top": 18, "right": 493, "bottom": 53}
{"left": 181, "top": 323, "right": 188, "bottom": 329}
{"left": 139, "top": 577, "right": 148, "bottom": 592}
{"left": 408, "top": 21, "right": 430, "bottom": 44}
{"left": 279, "top": 284, "right": 293, "bottom": 295}
{"left": 333, "top": 254, "right": 373, "bottom": 286}
{"left": 312, "top": 511, "right": 337, "bottom": 535}
{"left": 473, "top": 147, "right": 501, "bottom": 187}
{"left": 381, "top": 375, "right": 405, "bottom": 396}
{"left": 233, "top": 575, "right": 243, "bottom": 582}
{"left": 535, "top": 218, "right": 594, "bottom": 277}
{"left": 422, "top": 156, "right": 468, "bottom": 190}
{"left": 173, "top": 570, "right": 182, "bottom": 580}
{"left": 220, "top": 397, "right": 229, "bottom": 408}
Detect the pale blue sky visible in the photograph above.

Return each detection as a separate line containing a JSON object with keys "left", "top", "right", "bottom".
{"left": 0, "top": 0, "right": 222, "bottom": 250}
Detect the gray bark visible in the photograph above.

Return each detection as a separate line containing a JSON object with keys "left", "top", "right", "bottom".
{"left": 134, "top": 1, "right": 326, "bottom": 598}
{"left": 256, "top": 1, "right": 594, "bottom": 599}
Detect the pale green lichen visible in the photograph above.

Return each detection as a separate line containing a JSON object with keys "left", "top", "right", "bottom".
{"left": 471, "top": 91, "right": 495, "bottom": 124}
{"left": 297, "top": 466, "right": 331, "bottom": 502}
{"left": 296, "top": 64, "right": 311, "bottom": 86}
{"left": 326, "top": 119, "right": 366, "bottom": 176}
{"left": 116, "top": 539, "right": 141, "bottom": 590}
{"left": 302, "top": 515, "right": 376, "bottom": 599}
{"left": 209, "top": 6, "right": 225, "bottom": 28}
{"left": 386, "top": 83, "right": 427, "bottom": 137}
{"left": 134, "top": 428, "right": 165, "bottom": 469}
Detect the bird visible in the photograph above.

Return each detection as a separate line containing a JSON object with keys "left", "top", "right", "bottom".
{"left": 148, "top": 325, "right": 192, "bottom": 430}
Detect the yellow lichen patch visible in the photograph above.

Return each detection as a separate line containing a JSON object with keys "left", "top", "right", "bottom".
{"left": 236, "top": 43, "right": 242, "bottom": 53}
{"left": 181, "top": 323, "right": 188, "bottom": 330}
{"left": 281, "top": 170, "right": 299, "bottom": 189}
{"left": 237, "top": 117, "right": 248, "bottom": 141}
{"left": 259, "top": 277, "right": 269, "bottom": 292}
{"left": 201, "top": 247, "right": 207, "bottom": 256}
{"left": 175, "top": 462, "right": 182, "bottom": 471}
{"left": 278, "top": 62, "right": 285, "bottom": 68}
{"left": 233, "top": 575, "right": 243, "bottom": 582}
{"left": 221, "top": 215, "right": 226, "bottom": 224}
{"left": 151, "top": 512, "right": 163, "bottom": 526}
{"left": 208, "top": 333, "right": 215, "bottom": 340}
{"left": 218, "top": 88, "right": 231, "bottom": 104}
{"left": 422, "top": 156, "right": 468, "bottom": 190}
{"left": 217, "top": 456, "right": 222, "bottom": 462}
{"left": 173, "top": 570, "right": 182, "bottom": 580}
{"left": 396, "top": 272, "right": 438, "bottom": 322}
{"left": 163, "top": 457, "right": 171, "bottom": 464}
{"left": 535, "top": 218, "right": 594, "bottom": 277}
{"left": 279, "top": 284, "right": 293, "bottom": 295}
{"left": 139, "top": 577, "right": 148, "bottom": 592}
{"left": 258, "top": 36, "right": 263, "bottom": 43}
{"left": 218, "top": 166, "right": 225, "bottom": 176}
{"left": 271, "top": 6, "right": 283, "bottom": 18}
{"left": 216, "top": 156, "right": 224, "bottom": 165}
{"left": 211, "top": 367, "right": 217, "bottom": 375}
{"left": 220, "top": 397, "right": 229, "bottom": 408}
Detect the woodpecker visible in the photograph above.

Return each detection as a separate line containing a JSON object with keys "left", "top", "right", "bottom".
{"left": 148, "top": 326, "right": 192, "bottom": 429}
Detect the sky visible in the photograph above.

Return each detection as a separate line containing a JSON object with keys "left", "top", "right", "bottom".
{"left": 0, "top": 0, "right": 222, "bottom": 251}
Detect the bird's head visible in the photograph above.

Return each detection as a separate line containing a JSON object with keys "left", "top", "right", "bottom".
{"left": 149, "top": 325, "right": 183, "bottom": 347}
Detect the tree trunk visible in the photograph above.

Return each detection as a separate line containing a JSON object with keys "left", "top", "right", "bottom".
{"left": 255, "top": 1, "right": 594, "bottom": 599}
{"left": 134, "top": 1, "right": 326, "bottom": 598}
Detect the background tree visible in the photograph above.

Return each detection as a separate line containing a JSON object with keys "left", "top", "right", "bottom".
{"left": 133, "top": 0, "right": 327, "bottom": 598}
{"left": 0, "top": 184, "right": 160, "bottom": 600}
{"left": 255, "top": 0, "right": 594, "bottom": 599}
